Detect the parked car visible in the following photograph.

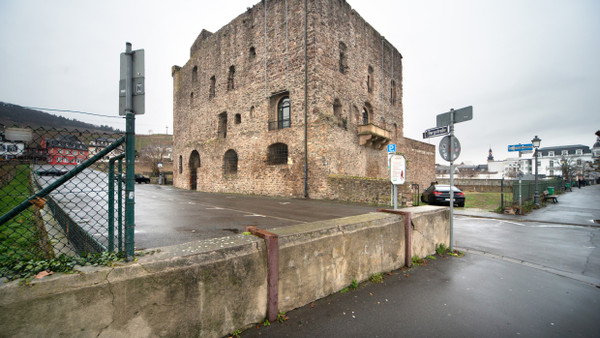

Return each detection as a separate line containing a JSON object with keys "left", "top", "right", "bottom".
{"left": 421, "top": 185, "right": 465, "bottom": 207}
{"left": 135, "top": 174, "right": 150, "bottom": 184}
{"left": 36, "top": 167, "right": 68, "bottom": 177}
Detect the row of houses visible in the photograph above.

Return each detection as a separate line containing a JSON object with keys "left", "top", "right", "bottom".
{"left": 0, "top": 127, "right": 123, "bottom": 165}
{"left": 437, "top": 137, "right": 600, "bottom": 183}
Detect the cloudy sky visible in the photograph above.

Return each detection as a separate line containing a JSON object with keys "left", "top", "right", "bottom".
{"left": 1, "top": 0, "right": 598, "bottom": 164}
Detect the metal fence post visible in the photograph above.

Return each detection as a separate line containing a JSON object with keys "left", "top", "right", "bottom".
{"left": 118, "top": 158, "right": 124, "bottom": 252}
{"left": 108, "top": 154, "right": 125, "bottom": 253}
{"left": 500, "top": 178, "right": 504, "bottom": 211}
{"left": 108, "top": 160, "right": 115, "bottom": 252}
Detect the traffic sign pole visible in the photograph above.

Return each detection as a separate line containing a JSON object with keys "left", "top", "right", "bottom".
{"left": 449, "top": 110, "right": 454, "bottom": 252}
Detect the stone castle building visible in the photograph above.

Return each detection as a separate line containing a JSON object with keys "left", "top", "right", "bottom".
{"left": 172, "top": 0, "right": 435, "bottom": 201}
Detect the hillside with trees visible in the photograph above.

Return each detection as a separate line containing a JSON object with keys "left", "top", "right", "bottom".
{"left": 0, "top": 102, "right": 121, "bottom": 133}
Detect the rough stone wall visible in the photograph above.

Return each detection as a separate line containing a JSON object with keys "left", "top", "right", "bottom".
{"left": 172, "top": 0, "right": 434, "bottom": 199}
{"left": 173, "top": 0, "right": 310, "bottom": 197}
{"left": 326, "top": 174, "right": 416, "bottom": 206}
{"left": 397, "top": 137, "right": 436, "bottom": 191}
{"left": 437, "top": 178, "right": 504, "bottom": 193}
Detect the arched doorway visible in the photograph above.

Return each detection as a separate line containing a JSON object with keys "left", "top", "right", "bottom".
{"left": 189, "top": 150, "right": 200, "bottom": 190}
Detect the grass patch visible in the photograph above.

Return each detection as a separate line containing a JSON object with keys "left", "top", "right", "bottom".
{"left": 370, "top": 273, "right": 384, "bottom": 284}
{"left": 464, "top": 192, "right": 512, "bottom": 211}
{"left": 0, "top": 165, "right": 51, "bottom": 273}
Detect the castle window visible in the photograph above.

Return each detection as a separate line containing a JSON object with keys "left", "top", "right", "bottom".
{"left": 227, "top": 66, "right": 235, "bottom": 91}
{"left": 367, "top": 66, "right": 374, "bottom": 93}
{"left": 339, "top": 42, "right": 348, "bottom": 74}
{"left": 333, "top": 99, "right": 346, "bottom": 129}
{"left": 277, "top": 96, "right": 291, "bottom": 129}
{"left": 223, "top": 149, "right": 238, "bottom": 175}
{"left": 390, "top": 79, "right": 397, "bottom": 105}
{"left": 218, "top": 112, "right": 227, "bottom": 138}
{"left": 190, "top": 92, "right": 194, "bottom": 105}
{"left": 235, "top": 113, "right": 241, "bottom": 124}
{"left": 250, "top": 106, "right": 255, "bottom": 118}
{"left": 269, "top": 93, "right": 291, "bottom": 130}
{"left": 249, "top": 46, "right": 256, "bottom": 58}
{"left": 209, "top": 76, "right": 216, "bottom": 99}
{"left": 179, "top": 155, "right": 183, "bottom": 174}
{"left": 333, "top": 99, "right": 342, "bottom": 119}
{"left": 192, "top": 66, "right": 198, "bottom": 83}
{"left": 267, "top": 143, "right": 288, "bottom": 165}
{"left": 361, "top": 107, "right": 369, "bottom": 125}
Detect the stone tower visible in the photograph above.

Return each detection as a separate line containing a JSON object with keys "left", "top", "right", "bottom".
{"left": 172, "top": 0, "right": 435, "bottom": 200}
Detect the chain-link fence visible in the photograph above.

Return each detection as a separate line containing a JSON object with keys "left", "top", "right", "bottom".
{"left": 500, "top": 177, "right": 564, "bottom": 211}
{"left": 1, "top": 126, "right": 128, "bottom": 278}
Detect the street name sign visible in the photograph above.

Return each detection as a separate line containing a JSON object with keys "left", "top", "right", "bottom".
{"left": 423, "top": 126, "right": 449, "bottom": 139}
{"left": 508, "top": 143, "right": 533, "bottom": 152}
{"left": 436, "top": 106, "right": 473, "bottom": 127}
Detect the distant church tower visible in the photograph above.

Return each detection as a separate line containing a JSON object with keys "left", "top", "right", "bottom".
{"left": 487, "top": 147, "right": 494, "bottom": 162}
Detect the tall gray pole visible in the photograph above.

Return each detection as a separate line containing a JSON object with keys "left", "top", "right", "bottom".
{"left": 449, "top": 109, "right": 454, "bottom": 252}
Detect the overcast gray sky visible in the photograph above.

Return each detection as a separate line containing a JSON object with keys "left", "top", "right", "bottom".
{"left": 1, "top": 0, "right": 598, "bottom": 164}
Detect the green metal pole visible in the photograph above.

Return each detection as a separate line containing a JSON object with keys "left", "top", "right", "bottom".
{"left": 123, "top": 42, "right": 136, "bottom": 260}
{"left": 118, "top": 158, "right": 123, "bottom": 253}
{"left": 108, "top": 160, "right": 115, "bottom": 252}
{"left": 107, "top": 153, "right": 125, "bottom": 253}
{"left": 125, "top": 112, "right": 135, "bottom": 259}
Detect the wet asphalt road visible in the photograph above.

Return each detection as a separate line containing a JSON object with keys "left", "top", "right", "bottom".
{"left": 134, "top": 185, "right": 376, "bottom": 249}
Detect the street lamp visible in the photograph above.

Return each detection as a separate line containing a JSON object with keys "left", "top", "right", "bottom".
{"left": 532, "top": 135, "right": 541, "bottom": 206}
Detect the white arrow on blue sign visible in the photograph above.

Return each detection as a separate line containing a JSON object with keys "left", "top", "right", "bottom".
{"left": 508, "top": 143, "right": 534, "bottom": 152}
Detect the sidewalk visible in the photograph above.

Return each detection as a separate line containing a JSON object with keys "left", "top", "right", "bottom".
{"left": 242, "top": 253, "right": 600, "bottom": 337}
{"left": 455, "top": 183, "right": 600, "bottom": 227}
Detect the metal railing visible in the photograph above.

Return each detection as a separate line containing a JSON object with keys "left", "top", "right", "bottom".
{"left": 268, "top": 118, "right": 291, "bottom": 131}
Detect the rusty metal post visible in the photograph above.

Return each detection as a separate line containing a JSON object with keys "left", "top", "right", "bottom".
{"left": 246, "top": 226, "right": 279, "bottom": 323}
{"left": 377, "top": 209, "right": 412, "bottom": 268}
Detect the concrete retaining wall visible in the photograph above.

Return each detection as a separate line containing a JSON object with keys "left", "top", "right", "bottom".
{"left": 0, "top": 206, "right": 448, "bottom": 337}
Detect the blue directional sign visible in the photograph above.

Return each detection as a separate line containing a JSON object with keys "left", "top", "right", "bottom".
{"left": 387, "top": 144, "right": 396, "bottom": 153}
{"left": 508, "top": 143, "right": 534, "bottom": 152}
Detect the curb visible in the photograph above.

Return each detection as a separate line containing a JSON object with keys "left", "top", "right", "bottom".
{"left": 455, "top": 211, "right": 599, "bottom": 228}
